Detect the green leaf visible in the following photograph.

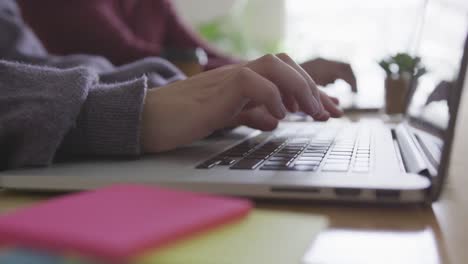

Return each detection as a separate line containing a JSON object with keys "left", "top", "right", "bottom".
{"left": 198, "top": 20, "right": 224, "bottom": 41}
{"left": 378, "top": 52, "right": 426, "bottom": 78}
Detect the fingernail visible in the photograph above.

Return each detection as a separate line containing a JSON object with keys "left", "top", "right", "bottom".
{"left": 275, "top": 103, "right": 287, "bottom": 119}
{"left": 309, "top": 97, "right": 321, "bottom": 116}
{"left": 319, "top": 100, "right": 325, "bottom": 112}
{"left": 313, "top": 110, "right": 330, "bottom": 121}
{"left": 336, "top": 107, "right": 344, "bottom": 116}
{"left": 272, "top": 104, "right": 286, "bottom": 119}
{"left": 280, "top": 103, "right": 288, "bottom": 117}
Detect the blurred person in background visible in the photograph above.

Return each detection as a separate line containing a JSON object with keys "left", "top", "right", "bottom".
{"left": 17, "top": 0, "right": 357, "bottom": 91}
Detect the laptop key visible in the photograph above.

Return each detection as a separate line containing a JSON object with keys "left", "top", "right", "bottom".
{"left": 355, "top": 156, "right": 369, "bottom": 160}
{"left": 329, "top": 152, "right": 353, "bottom": 156}
{"left": 218, "top": 158, "right": 236, "bottom": 166}
{"left": 268, "top": 156, "right": 293, "bottom": 162}
{"left": 245, "top": 154, "right": 269, "bottom": 159}
{"left": 308, "top": 143, "right": 329, "bottom": 146}
{"left": 222, "top": 151, "right": 245, "bottom": 157}
{"left": 196, "top": 159, "right": 221, "bottom": 169}
{"left": 260, "top": 165, "right": 292, "bottom": 170}
{"left": 292, "top": 165, "right": 318, "bottom": 171}
{"left": 278, "top": 150, "right": 300, "bottom": 154}
{"left": 286, "top": 143, "right": 308, "bottom": 147}
{"left": 328, "top": 155, "right": 351, "bottom": 160}
{"left": 228, "top": 147, "right": 252, "bottom": 153}
{"left": 358, "top": 148, "right": 371, "bottom": 152}
{"left": 357, "top": 149, "right": 370, "bottom": 153}
{"left": 264, "top": 160, "right": 290, "bottom": 166}
{"left": 304, "top": 149, "right": 327, "bottom": 153}
{"left": 301, "top": 153, "right": 324, "bottom": 157}
{"left": 270, "top": 138, "right": 288, "bottom": 143}
{"left": 296, "top": 156, "right": 322, "bottom": 161}
{"left": 307, "top": 147, "right": 329, "bottom": 151}
{"left": 273, "top": 153, "right": 297, "bottom": 158}
{"left": 331, "top": 148, "right": 353, "bottom": 152}
{"left": 281, "top": 146, "right": 304, "bottom": 150}
{"left": 308, "top": 142, "right": 331, "bottom": 146}
{"left": 357, "top": 155, "right": 370, "bottom": 158}
{"left": 294, "top": 160, "right": 321, "bottom": 166}
{"left": 323, "top": 159, "right": 349, "bottom": 164}
{"left": 257, "top": 148, "right": 278, "bottom": 153}
{"left": 230, "top": 159, "right": 264, "bottom": 170}
{"left": 252, "top": 149, "right": 274, "bottom": 153}
{"left": 263, "top": 142, "right": 284, "bottom": 147}
{"left": 237, "top": 142, "right": 258, "bottom": 149}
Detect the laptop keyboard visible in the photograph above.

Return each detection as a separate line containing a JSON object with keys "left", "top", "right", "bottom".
{"left": 196, "top": 125, "right": 372, "bottom": 173}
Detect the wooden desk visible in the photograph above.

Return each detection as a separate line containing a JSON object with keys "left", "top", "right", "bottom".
{"left": 1, "top": 96, "right": 468, "bottom": 264}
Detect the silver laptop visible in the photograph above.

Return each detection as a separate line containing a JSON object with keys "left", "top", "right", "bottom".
{"left": 1, "top": 14, "right": 467, "bottom": 205}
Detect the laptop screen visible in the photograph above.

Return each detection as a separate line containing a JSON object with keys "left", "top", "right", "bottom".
{"left": 406, "top": 1, "right": 468, "bottom": 199}
{"left": 407, "top": 1, "right": 468, "bottom": 135}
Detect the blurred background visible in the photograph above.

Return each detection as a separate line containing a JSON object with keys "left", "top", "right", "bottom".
{"left": 172, "top": 0, "right": 468, "bottom": 109}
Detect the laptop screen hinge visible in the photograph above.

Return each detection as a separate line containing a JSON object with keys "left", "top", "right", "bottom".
{"left": 394, "top": 124, "right": 430, "bottom": 175}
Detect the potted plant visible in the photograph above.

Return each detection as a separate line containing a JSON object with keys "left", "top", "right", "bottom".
{"left": 379, "top": 53, "right": 427, "bottom": 115}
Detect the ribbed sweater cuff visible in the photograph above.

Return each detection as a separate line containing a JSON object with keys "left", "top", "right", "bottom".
{"left": 60, "top": 76, "right": 147, "bottom": 156}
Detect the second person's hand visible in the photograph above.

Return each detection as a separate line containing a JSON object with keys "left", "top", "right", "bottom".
{"left": 300, "top": 58, "right": 358, "bottom": 93}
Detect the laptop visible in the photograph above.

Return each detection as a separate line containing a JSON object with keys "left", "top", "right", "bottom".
{"left": 1, "top": 10, "right": 467, "bottom": 205}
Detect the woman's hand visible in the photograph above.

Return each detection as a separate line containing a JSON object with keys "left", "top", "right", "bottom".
{"left": 141, "top": 53, "right": 343, "bottom": 153}
{"left": 300, "top": 58, "right": 357, "bottom": 92}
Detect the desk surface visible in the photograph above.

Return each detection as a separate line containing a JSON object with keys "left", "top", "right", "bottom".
{"left": 1, "top": 110, "right": 468, "bottom": 264}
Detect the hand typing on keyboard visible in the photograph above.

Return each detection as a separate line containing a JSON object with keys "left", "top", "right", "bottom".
{"left": 141, "top": 54, "right": 343, "bottom": 153}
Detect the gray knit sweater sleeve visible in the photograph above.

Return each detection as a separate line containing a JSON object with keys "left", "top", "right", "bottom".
{"left": 0, "top": 0, "right": 188, "bottom": 170}
{"left": 0, "top": 60, "right": 147, "bottom": 169}
{"left": 58, "top": 77, "right": 147, "bottom": 157}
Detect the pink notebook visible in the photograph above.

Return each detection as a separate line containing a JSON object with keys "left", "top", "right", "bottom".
{"left": 0, "top": 184, "right": 252, "bottom": 261}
